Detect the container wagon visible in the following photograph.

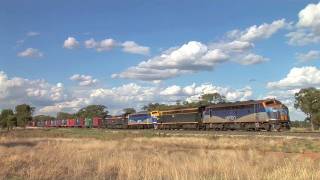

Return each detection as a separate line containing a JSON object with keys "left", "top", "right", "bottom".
{"left": 104, "top": 115, "right": 128, "bottom": 129}
{"left": 85, "top": 118, "right": 93, "bottom": 128}
{"left": 93, "top": 117, "right": 103, "bottom": 128}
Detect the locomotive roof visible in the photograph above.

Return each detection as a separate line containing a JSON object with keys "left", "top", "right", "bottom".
{"left": 157, "top": 107, "right": 200, "bottom": 113}
{"left": 129, "top": 111, "right": 150, "bottom": 115}
{"left": 206, "top": 99, "right": 279, "bottom": 108}
{"left": 105, "top": 115, "right": 124, "bottom": 119}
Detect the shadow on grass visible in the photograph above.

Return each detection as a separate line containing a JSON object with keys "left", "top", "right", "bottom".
{"left": 0, "top": 141, "right": 38, "bottom": 148}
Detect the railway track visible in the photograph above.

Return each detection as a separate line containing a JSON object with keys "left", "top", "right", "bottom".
{"left": 20, "top": 127, "right": 320, "bottom": 139}
{"left": 119, "top": 129, "right": 320, "bottom": 139}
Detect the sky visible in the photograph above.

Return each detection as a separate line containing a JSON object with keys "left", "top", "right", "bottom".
{"left": 1, "top": 0, "right": 320, "bottom": 119}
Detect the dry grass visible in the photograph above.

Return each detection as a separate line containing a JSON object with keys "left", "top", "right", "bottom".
{"left": 0, "top": 130, "right": 320, "bottom": 180}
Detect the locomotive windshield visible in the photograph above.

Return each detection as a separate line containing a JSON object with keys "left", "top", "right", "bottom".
{"left": 264, "top": 100, "right": 290, "bottom": 121}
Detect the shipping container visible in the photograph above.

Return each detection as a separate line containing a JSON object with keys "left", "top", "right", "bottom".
{"left": 51, "top": 120, "right": 56, "bottom": 127}
{"left": 45, "top": 120, "right": 51, "bottom": 127}
{"left": 37, "top": 121, "right": 45, "bottom": 127}
{"left": 74, "top": 118, "right": 85, "bottom": 128}
{"left": 85, "top": 118, "right": 92, "bottom": 128}
{"left": 67, "top": 119, "right": 76, "bottom": 127}
{"left": 56, "top": 119, "right": 62, "bottom": 127}
{"left": 29, "top": 121, "right": 36, "bottom": 127}
{"left": 80, "top": 118, "right": 85, "bottom": 128}
{"left": 93, "top": 117, "right": 102, "bottom": 128}
{"left": 61, "top": 119, "right": 67, "bottom": 127}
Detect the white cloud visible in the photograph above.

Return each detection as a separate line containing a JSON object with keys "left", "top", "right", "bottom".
{"left": 228, "top": 19, "right": 287, "bottom": 42}
{"left": 63, "top": 37, "right": 80, "bottom": 49}
{"left": 6, "top": 70, "right": 306, "bottom": 118}
{"left": 27, "top": 31, "right": 40, "bottom": 36}
{"left": 287, "top": 2, "right": 320, "bottom": 45}
{"left": 17, "top": 48, "right": 43, "bottom": 58}
{"left": 70, "top": 74, "right": 98, "bottom": 86}
{"left": 84, "top": 38, "right": 117, "bottom": 51}
{"left": 184, "top": 84, "right": 252, "bottom": 102}
{"left": 267, "top": 66, "right": 320, "bottom": 89}
{"left": 287, "top": 30, "right": 320, "bottom": 45}
{"left": 84, "top": 38, "right": 98, "bottom": 48}
{"left": 211, "top": 40, "right": 254, "bottom": 53}
{"left": 4, "top": 69, "right": 303, "bottom": 119}
{"left": 98, "top": 39, "right": 117, "bottom": 51}
{"left": 112, "top": 41, "right": 229, "bottom": 81}
{"left": 158, "top": 83, "right": 253, "bottom": 103}
{"left": 38, "top": 98, "right": 90, "bottom": 115}
{"left": 113, "top": 19, "right": 285, "bottom": 81}
{"left": 296, "top": 2, "right": 320, "bottom": 32}
{"left": 296, "top": 50, "right": 320, "bottom": 62}
{"left": 35, "top": 81, "right": 253, "bottom": 115}
{"left": 0, "top": 71, "right": 68, "bottom": 110}
{"left": 122, "top": 41, "right": 150, "bottom": 55}
{"left": 84, "top": 38, "right": 150, "bottom": 54}
{"left": 160, "top": 85, "right": 182, "bottom": 96}
{"left": 237, "top": 53, "right": 269, "bottom": 65}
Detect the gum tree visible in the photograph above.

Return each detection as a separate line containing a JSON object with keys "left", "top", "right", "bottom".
{"left": 294, "top": 87, "right": 320, "bottom": 131}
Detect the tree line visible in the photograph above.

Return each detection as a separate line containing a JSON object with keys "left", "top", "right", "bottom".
{"left": 1, "top": 89, "right": 320, "bottom": 131}
{"left": 142, "top": 93, "right": 227, "bottom": 111}
{"left": 0, "top": 104, "right": 34, "bottom": 131}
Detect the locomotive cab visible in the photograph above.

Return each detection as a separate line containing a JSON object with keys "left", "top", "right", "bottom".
{"left": 263, "top": 99, "right": 290, "bottom": 130}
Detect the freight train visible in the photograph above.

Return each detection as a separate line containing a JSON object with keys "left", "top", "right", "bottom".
{"left": 30, "top": 99, "right": 291, "bottom": 131}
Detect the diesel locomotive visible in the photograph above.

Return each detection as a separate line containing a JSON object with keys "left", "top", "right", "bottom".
{"left": 153, "top": 99, "right": 290, "bottom": 131}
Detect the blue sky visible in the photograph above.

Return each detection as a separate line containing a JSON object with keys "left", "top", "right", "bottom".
{"left": 1, "top": 0, "right": 320, "bottom": 119}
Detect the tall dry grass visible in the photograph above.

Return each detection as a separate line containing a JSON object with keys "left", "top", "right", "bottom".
{"left": 0, "top": 135, "right": 320, "bottom": 180}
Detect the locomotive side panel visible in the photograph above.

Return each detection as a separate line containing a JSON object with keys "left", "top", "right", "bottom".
{"left": 128, "top": 112, "right": 154, "bottom": 129}
{"left": 156, "top": 108, "right": 202, "bottom": 129}
{"left": 159, "top": 112, "right": 200, "bottom": 123}
{"left": 203, "top": 103, "right": 268, "bottom": 123}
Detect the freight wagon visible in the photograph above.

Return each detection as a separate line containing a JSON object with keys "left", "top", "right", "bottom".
{"left": 85, "top": 118, "right": 93, "bottom": 128}
{"left": 93, "top": 117, "right": 103, "bottom": 128}
{"left": 104, "top": 115, "right": 128, "bottom": 129}
{"left": 75, "top": 118, "right": 85, "bottom": 128}
{"left": 67, "top": 119, "right": 76, "bottom": 127}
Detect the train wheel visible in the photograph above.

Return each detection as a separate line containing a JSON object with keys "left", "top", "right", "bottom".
{"left": 264, "top": 124, "right": 271, "bottom": 131}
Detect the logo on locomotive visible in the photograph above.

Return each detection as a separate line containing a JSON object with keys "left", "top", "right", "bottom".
{"left": 225, "top": 115, "right": 237, "bottom": 121}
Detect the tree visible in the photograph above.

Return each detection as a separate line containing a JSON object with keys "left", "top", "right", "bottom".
{"left": 33, "top": 115, "right": 55, "bottom": 122}
{"left": 76, "top": 105, "right": 108, "bottom": 118}
{"left": 15, "top": 104, "right": 35, "bottom": 127}
{"left": 0, "top": 109, "right": 17, "bottom": 131}
{"left": 200, "top": 93, "right": 226, "bottom": 105}
{"left": 311, "top": 112, "right": 320, "bottom": 130}
{"left": 56, "top": 112, "right": 75, "bottom": 119}
{"left": 182, "top": 101, "right": 189, "bottom": 106}
{"left": 123, "top": 108, "right": 136, "bottom": 115}
{"left": 294, "top": 87, "right": 320, "bottom": 131}
{"left": 142, "top": 103, "right": 161, "bottom": 111}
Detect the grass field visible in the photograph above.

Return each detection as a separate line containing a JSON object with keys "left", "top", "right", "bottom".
{"left": 0, "top": 129, "right": 320, "bottom": 180}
